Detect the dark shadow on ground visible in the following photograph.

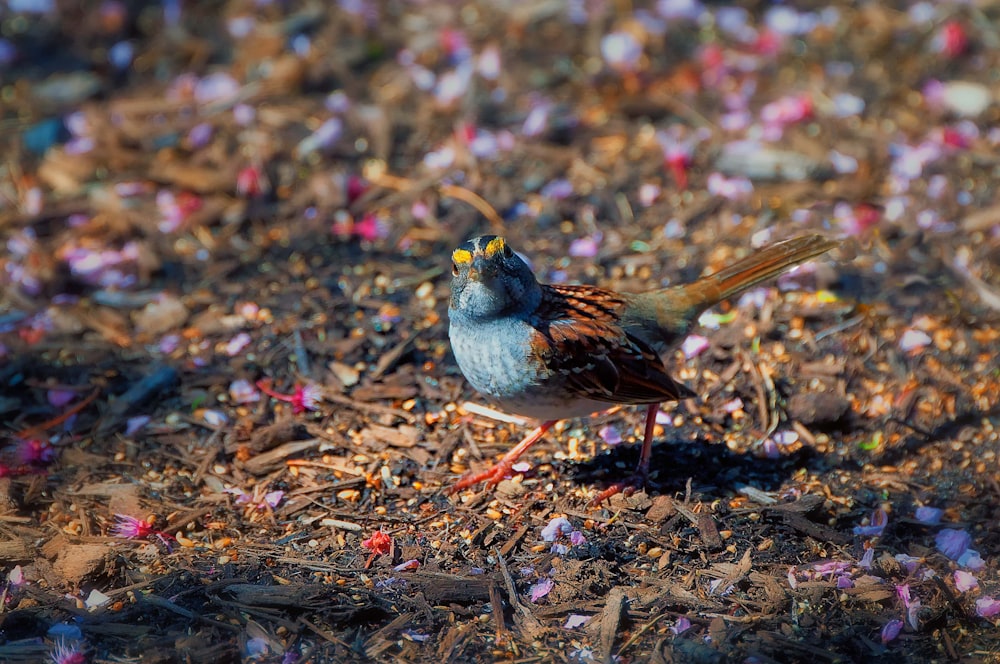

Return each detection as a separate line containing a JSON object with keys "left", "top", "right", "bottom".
{"left": 568, "top": 428, "right": 822, "bottom": 497}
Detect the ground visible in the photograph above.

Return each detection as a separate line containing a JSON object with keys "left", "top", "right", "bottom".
{"left": 1, "top": 1, "right": 999, "bottom": 663}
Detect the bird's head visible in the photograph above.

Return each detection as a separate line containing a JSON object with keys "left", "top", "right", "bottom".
{"left": 449, "top": 235, "right": 540, "bottom": 320}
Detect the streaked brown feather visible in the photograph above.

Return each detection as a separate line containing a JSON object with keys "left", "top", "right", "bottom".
{"left": 528, "top": 284, "right": 694, "bottom": 404}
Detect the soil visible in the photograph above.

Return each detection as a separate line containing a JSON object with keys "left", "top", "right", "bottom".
{"left": 1, "top": 1, "right": 999, "bottom": 663}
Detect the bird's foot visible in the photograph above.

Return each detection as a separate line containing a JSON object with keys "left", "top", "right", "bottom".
{"left": 588, "top": 470, "right": 648, "bottom": 507}
{"left": 446, "top": 460, "right": 520, "bottom": 494}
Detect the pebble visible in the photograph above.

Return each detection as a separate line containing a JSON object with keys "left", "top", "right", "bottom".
{"left": 715, "top": 141, "right": 829, "bottom": 182}
{"left": 786, "top": 392, "right": 850, "bottom": 427}
{"left": 940, "top": 81, "right": 993, "bottom": 117}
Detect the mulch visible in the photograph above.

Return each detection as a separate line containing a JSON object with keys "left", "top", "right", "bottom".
{"left": 1, "top": 1, "right": 999, "bottom": 662}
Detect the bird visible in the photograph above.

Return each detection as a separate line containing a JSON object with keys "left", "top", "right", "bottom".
{"left": 446, "top": 233, "right": 838, "bottom": 502}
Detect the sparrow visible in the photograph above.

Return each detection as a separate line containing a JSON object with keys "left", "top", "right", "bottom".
{"left": 447, "top": 234, "right": 838, "bottom": 502}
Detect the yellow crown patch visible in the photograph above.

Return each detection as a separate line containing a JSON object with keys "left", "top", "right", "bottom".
{"left": 452, "top": 248, "right": 473, "bottom": 265}
{"left": 483, "top": 236, "right": 507, "bottom": 258}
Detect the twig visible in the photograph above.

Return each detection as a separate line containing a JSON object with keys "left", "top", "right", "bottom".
{"left": 493, "top": 547, "right": 544, "bottom": 638}
{"left": 616, "top": 610, "right": 671, "bottom": 658}
{"left": 321, "top": 391, "right": 416, "bottom": 423}
{"left": 15, "top": 388, "right": 99, "bottom": 439}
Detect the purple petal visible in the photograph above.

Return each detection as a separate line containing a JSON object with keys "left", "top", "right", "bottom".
{"left": 976, "top": 597, "right": 1000, "bottom": 618}
{"left": 229, "top": 378, "right": 260, "bottom": 404}
{"left": 194, "top": 72, "right": 241, "bottom": 104}
{"left": 894, "top": 553, "right": 922, "bottom": 574}
{"left": 568, "top": 235, "right": 600, "bottom": 258}
{"left": 540, "top": 517, "right": 572, "bottom": 542}
{"left": 601, "top": 31, "right": 643, "bottom": 71}
{"left": 598, "top": 425, "right": 622, "bottom": 446}
{"left": 125, "top": 416, "right": 150, "bottom": 436}
{"left": 263, "top": 490, "right": 284, "bottom": 508}
{"left": 245, "top": 636, "right": 270, "bottom": 658}
{"left": 914, "top": 506, "right": 943, "bottom": 525}
{"left": 225, "top": 332, "right": 252, "bottom": 356}
{"left": 854, "top": 508, "right": 888, "bottom": 537}
{"left": 187, "top": 122, "right": 214, "bottom": 149}
{"left": 522, "top": 104, "right": 550, "bottom": 137}
{"left": 813, "top": 561, "right": 850, "bottom": 578}
{"left": 541, "top": 178, "right": 574, "bottom": 201}
{"left": 564, "top": 614, "right": 590, "bottom": 629}
{"left": 936, "top": 528, "right": 972, "bottom": 560}
{"left": 859, "top": 548, "right": 875, "bottom": 569}
{"left": 671, "top": 616, "right": 692, "bottom": 635}
{"left": 47, "top": 389, "right": 76, "bottom": 407}
{"left": 881, "top": 619, "right": 903, "bottom": 644}
{"left": 957, "top": 548, "right": 984, "bottom": 570}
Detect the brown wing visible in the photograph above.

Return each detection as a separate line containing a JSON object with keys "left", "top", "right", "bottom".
{"left": 529, "top": 284, "right": 695, "bottom": 405}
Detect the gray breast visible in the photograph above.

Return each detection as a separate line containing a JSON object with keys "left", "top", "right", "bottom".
{"left": 449, "top": 316, "right": 542, "bottom": 401}
{"left": 449, "top": 314, "right": 615, "bottom": 420}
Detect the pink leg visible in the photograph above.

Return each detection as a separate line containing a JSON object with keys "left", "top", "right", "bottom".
{"left": 590, "top": 404, "right": 659, "bottom": 506}
{"left": 448, "top": 420, "right": 558, "bottom": 494}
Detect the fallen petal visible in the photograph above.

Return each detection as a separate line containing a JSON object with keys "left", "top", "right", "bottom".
{"left": 529, "top": 577, "right": 554, "bottom": 602}
{"left": 954, "top": 570, "right": 978, "bottom": 592}
{"left": 976, "top": 596, "right": 1000, "bottom": 618}
{"left": 881, "top": 619, "right": 903, "bottom": 644}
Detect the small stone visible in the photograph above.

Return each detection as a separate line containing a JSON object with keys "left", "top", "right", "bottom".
{"left": 940, "top": 81, "right": 993, "bottom": 117}
{"left": 786, "top": 392, "right": 850, "bottom": 426}
{"left": 715, "top": 141, "right": 830, "bottom": 182}
{"left": 134, "top": 294, "right": 189, "bottom": 335}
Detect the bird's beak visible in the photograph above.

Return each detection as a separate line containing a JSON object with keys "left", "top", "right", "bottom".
{"left": 467, "top": 254, "right": 487, "bottom": 281}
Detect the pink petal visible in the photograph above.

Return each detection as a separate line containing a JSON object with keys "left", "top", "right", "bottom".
{"left": 681, "top": 334, "right": 710, "bottom": 359}
{"left": 529, "top": 577, "right": 554, "bottom": 602}
{"left": 954, "top": 570, "right": 978, "bottom": 593}
{"left": 394, "top": 559, "right": 420, "bottom": 571}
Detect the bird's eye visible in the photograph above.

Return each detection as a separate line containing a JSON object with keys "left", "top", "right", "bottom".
{"left": 451, "top": 262, "right": 459, "bottom": 276}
